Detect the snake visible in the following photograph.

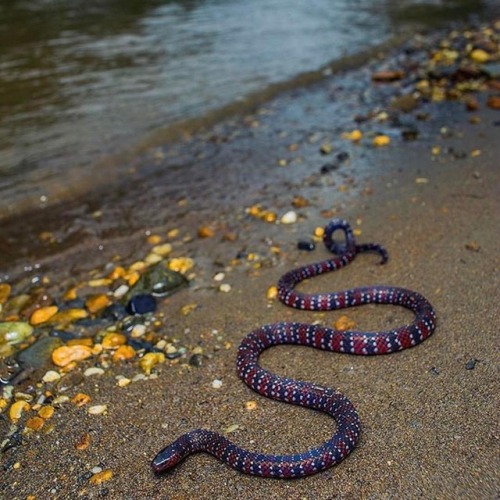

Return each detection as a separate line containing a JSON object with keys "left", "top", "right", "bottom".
{"left": 151, "top": 218, "right": 437, "bottom": 478}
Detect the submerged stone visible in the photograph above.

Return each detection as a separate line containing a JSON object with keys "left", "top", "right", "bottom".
{"left": 0, "top": 322, "right": 34, "bottom": 346}
{"left": 17, "top": 336, "right": 62, "bottom": 369}
{"left": 127, "top": 294, "right": 156, "bottom": 315}
{"left": 127, "top": 263, "right": 188, "bottom": 299}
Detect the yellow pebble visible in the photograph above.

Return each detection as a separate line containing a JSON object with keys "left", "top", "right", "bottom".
{"left": 125, "top": 271, "right": 140, "bottom": 287}
{"left": 167, "top": 228, "right": 179, "bottom": 239}
{"left": 102, "top": 333, "right": 127, "bottom": 349}
{"left": 168, "top": 257, "right": 194, "bottom": 274}
{"left": 52, "top": 345, "right": 93, "bottom": 367}
{"left": 341, "top": 129, "right": 363, "bottom": 141}
{"left": 152, "top": 243, "right": 172, "bottom": 257}
{"left": 139, "top": 352, "right": 165, "bottom": 375}
{"left": 49, "top": 308, "right": 88, "bottom": 325}
{"left": 245, "top": 401, "right": 258, "bottom": 410}
{"left": 107, "top": 266, "right": 126, "bottom": 280}
{"left": 469, "top": 48, "right": 490, "bottom": 63}
{"left": 129, "top": 261, "right": 147, "bottom": 272}
{"left": 9, "top": 400, "right": 30, "bottom": 422}
{"left": 266, "top": 286, "right": 278, "bottom": 300}
{"left": 372, "top": 135, "right": 391, "bottom": 147}
{"left": 314, "top": 226, "right": 325, "bottom": 238}
{"left": 0, "top": 283, "right": 11, "bottom": 304}
{"left": 30, "top": 306, "right": 58, "bottom": 326}
{"left": 89, "top": 469, "right": 113, "bottom": 485}
{"left": 67, "top": 338, "right": 93, "bottom": 347}
{"left": 88, "top": 278, "right": 112, "bottom": 287}
{"left": 38, "top": 405, "right": 55, "bottom": 420}
{"left": 180, "top": 304, "right": 197, "bottom": 316}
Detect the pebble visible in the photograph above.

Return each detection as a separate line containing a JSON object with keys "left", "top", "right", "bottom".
{"left": 245, "top": 401, "right": 258, "bottom": 410}
{"left": 57, "top": 371, "right": 84, "bottom": 392}
{"left": 130, "top": 324, "right": 147, "bottom": 338}
{"left": 26, "top": 416, "right": 45, "bottom": 431}
{"left": 88, "top": 404, "right": 107, "bottom": 415}
{"left": 266, "top": 286, "right": 278, "bottom": 300}
{"left": 219, "top": 284, "right": 231, "bottom": 293}
{"left": 167, "top": 257, "right": 194, "bottom": 275}
{"left": 127, "top": 294, "right": 156, "bottom": 315}
{"left": 29, "top": 306, "right": 58, "bottom": 325}
{"left": 280, "top": 211, "right": 298, "bottom": 224}
{"left": 112, "top": 345, "right": 136, "bottom": 362}
{"left": 102, "top": 333, "right": 127, "bottom": 349}
{"left": 116, "top": 376, "right": 131, "bottom": 387}
{"left": 89, "top": 469, "right": 113, "bottom": 484}
{"left": 213, "top": 272, "right": 225, "bottom": 281}
{"left": 372, "top": 135, "right": 391, "bottom": 147}
{"left": 465, "top": 359, "right": 478, "bottom": 370}
{"left": 17, "top": 336, "right": 62, "bottom": 368}
{"left": 101, "top": 303, "right": 128, "bottom": 321}
{"left": 151, "top": 243, "right": 172, "bottom": 257}
{"left": 0, "top": 283, "right": 11, "bottom": 304}
{"left": 84, "top": 367, "right": 105, "bottom": 377}
{"left": 0, "top": 322, "right": 34, "bottom": 346}
{"left": 42, "top": 370, "right": 61, "bottom": 383}
{"left": 212, "top": 379, "right": 223, "bottom": 389}
{"left": 139, "top": 352, "right": 165, "bottom": 375}
{"left": 85, "top": 294, "right": 112, "bottom": 314}
{"left": 9, "top": 400, "right": 30, "bottom": 422}
{"left": 38, "top": 405, "right": 55, "bottom": 420}
{"left": 189, "top": 354, "right": 207, "bottom": 367}
{"left": 341, "top": 129, "right": 363, "bottom": 141}
{"left": 334, "top": 315, "right": 357, "bottom": 331}
{"left": 297, "top": 240, "right": 315, "bottom": 251}
{"left": 49, "top": 308, "right": 88, "bottom": 325}
{"left": 113, "top": 284, "right": 130, "bottom": 299}
{"left": 52, "top": 345, "right": 93, "bottom": 367}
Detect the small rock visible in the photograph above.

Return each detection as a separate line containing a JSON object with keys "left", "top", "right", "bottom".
{"left": 84, "top": 367, "right": 105, "bottom": 377}
{"left": 372, "top": 70, "right": 404, "bottom": 82}
{"left": 212, "top": 379, "right": 223, "bottom": 389}
{"left": 219, "top": 284, "right": 231, "bottom": 293}
{"left": 280, "top": 211, "right": 298, "bottom": 224}
{"left": 127, "top": 294, "right": 156, "bottom": 315}
{"left": 42, "top": 370, "right": 61, "bottom": 383}
{"left": 297, "top": 240, "right": 315, "bottom": 251}
{"left": 139, "top": 352, "right": 165, "bottom": 375}
{"left": 52, "top": 345, "right": 93, "bottom": 367}
{"left": 57, "top": 371, "right": 84, "bottom": 392}
{"left": 88, "top": 404, "right": 108, "bottom": 415}
{"left": 465, "top": 359, "right": 478, "bottom": 370}
{"left": 0, "top": 322, "right": 34, "bottom": 346}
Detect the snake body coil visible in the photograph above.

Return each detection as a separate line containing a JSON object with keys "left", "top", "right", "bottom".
{"left": 152, "top": 219, "right": 436, "bottom": 478}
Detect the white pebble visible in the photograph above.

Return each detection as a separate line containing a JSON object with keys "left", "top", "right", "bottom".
{"left": 219, "top": 283, "right": 231, "bottom": 293}
{"left": 88, "top": 404, "right": 108, "bottom": 415}
{"left": 91, "top": 466, "right": 103, "bottom": 474}
{"left": 113, "top": 284, "right": 129, "bottom": 298}
{"left": 132, "top": 373, "right": 147, "bottom": 383}
{"left": 280, "top": 210, "right": 297, "bottom": 224}
{"left": 131, "top": 324, "right": 147, "bottom": 338}
{"left": 84, "top": 367, "right": 105, "bottom": 377}
{"left": 42, "top": 370, "right": 61, "bottom": 383}
{"left": 213, "top": 272, "right": 225, "bottom": 281}
{"left": 116, "top": 376, "right": 131, "bottom": 388}
{"left": 212, "top": 379, "right": 223, "bottom": 389}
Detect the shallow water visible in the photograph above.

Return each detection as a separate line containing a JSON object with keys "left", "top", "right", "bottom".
{"left": 0, "top": 0, "right": 497, "bottom": 214}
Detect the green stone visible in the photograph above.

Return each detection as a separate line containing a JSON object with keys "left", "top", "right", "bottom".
{"left": 0, "top": 322, "right": 34, "bottom": 346}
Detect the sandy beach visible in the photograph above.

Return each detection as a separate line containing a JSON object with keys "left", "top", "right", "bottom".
{"left": 1, "top": 23, "right": 499, "bottom": 499}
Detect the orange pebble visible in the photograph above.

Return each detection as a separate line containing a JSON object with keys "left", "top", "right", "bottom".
{"left": 72, "top": 393, "right": 91, "bottom": 407}
{"left": 52, "top": 345, "right": 93, "bottom": 367}
{"left": 334, "top": 315, "right": 357, "bottom": 331}
{"left": 107, "top": 266, "right": 126, "bottom": 280}
{"left": 75, "top": 432, "right": 91, "bottom": 450}
{"left": 89, "top": 469, "right": 113, "bottom": 485}
{"left": 30, "top": 306, "right": 58, "bottom": 326}
{"left": 112, "top": 345, "right": 136, "bottom": 362}
{"left": 85, "top": 294, "right": 112, "bottom": 314}
{"left": 26, "top": 416, "right": 45, "bottom": 431}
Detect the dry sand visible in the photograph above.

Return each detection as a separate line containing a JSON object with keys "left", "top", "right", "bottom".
{"left": 1, "top": 27, "right": 499, "bottom": 500}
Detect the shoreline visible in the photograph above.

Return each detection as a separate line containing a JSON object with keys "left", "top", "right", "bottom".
{"left": 1, "top": 22, "right": 499, "bottom": 499}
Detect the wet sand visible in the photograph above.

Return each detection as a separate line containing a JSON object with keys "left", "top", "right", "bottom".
{"left": 1, "top": 25, "right": 499, "bottom": 499}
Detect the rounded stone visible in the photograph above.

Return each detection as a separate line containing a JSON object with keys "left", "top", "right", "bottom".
{"left": 127, "top": 294, "right": 156, "bottom": 315}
